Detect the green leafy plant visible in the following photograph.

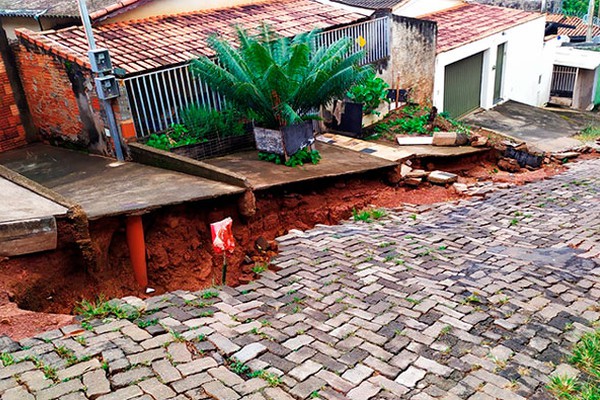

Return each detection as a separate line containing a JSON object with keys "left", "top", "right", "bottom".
{"left": 347, "top": 71, "right": 390, "bottom": 115}
{"left": 190, "top": 26, "right": 370, "bottom": 129}
{"left": 145, "top": 105, "right": 247, "bottom": 151}
{"left": 137, "top": 319, "right": 159, "bottom": 329}
{"left": 258, "top": 148, "right": 321, "bottom": 167}
{"left": 229, "top": 359, "right": 250, "bottom": 375}
{"left": 284, "top": 148, "right": 321, "bottom": 167}
{"left": 249, "top": 369, "right": 283, "bottom": 387}
{"left": 252, "top": 263, "right": 268, "bottom": 274}
{"left": 0, "top": 352, "right": 14, "bottom": 366}
{"left": 201, "top": 290, "right": 219, "bottom": 300}
{"left": 352, "top": 208, "right": 387, "bottom": 223}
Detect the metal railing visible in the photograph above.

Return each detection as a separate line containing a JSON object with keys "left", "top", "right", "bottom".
{"left": 550, "top": 65, "right": 577, "bottom": 98}
{"left": 123, "top": 65, "right": 225, "bottom": 137}
{"left": 315, "top": 17, "right": 390, "bottom": 65}
{"left": 123, "top": 17, "right": 391, "bottom": 137}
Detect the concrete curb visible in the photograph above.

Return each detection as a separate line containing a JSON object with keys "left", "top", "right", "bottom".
{"left": 128, "top": 143, "right": 252, "bottom": 190}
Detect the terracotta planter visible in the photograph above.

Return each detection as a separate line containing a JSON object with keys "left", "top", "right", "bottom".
{"left": 254, "top": 121, "right": 314, "bottom": 158}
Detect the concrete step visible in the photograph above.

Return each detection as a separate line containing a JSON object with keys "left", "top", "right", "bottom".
{"left": 0, "top": 178, "right": 67, "bottom": 257}
{"left": 0, "top": 217, "right": 58, "bottom": 257}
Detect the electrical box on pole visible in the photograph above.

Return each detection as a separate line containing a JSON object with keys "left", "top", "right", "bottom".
{"left": 88, "top": 48, "right": 112, "bottom": 73}
{"left": 95, "top": 76, "right": 120, "bottom": 100}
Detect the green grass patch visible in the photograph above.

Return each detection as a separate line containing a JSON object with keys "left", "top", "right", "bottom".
{"left": 575, "top": 125, "right": 600, "bottom": 142}
{"left": 548, "top": 329, "right": 600, "bottom": 399}
{"left": 74, "top": 296, "right": 140, "bottom": 321}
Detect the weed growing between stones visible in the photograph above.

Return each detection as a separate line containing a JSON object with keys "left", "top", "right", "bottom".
{"left": 547, "top": 329, "right": 600, "bottom": 399}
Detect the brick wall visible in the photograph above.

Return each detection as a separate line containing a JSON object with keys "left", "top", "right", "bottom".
{"left": 14, "top": 43, "right": 113, "bottom": 155}
{"left": 0, "top": 56, "right": 27, "bottom": 152}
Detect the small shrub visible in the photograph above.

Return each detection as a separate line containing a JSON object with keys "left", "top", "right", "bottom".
{"left": 347, "top": 71, "right": 390, "bottom": 115}
{"left": 201, "top": 290, "right": 219, "bottom": 300}
{"left": 352, "top": 208, "right": 387, "bottom": 223}
{"left": 259, "top": 149, "right": 321, "bottom": 167}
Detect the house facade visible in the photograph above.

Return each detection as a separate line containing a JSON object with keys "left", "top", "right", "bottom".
{"left": 423, "top": 3, "right": 546, "bottom": 118}
{"left": 11, "top": 0, "right": 379, "bottom": 155}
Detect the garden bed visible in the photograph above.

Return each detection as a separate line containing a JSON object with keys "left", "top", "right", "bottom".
{"left": 169, "top": 132, "right": 256, "bottom": 161}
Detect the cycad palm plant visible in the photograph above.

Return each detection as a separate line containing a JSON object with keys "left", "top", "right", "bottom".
{"left": 190, "top": 26, "right": 371, "bottom": 130}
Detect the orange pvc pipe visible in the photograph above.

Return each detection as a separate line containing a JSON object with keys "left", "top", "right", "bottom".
{"left": 126, "top": 215, "right": 148, "bottom": 288}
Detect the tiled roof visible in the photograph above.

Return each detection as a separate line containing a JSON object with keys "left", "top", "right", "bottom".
{"left": 421, "top": 3, "right": 543, "bottom": 53}
{"left": 0, "top": 0, "right": 147, "bottom": 19}
{"left": 546, "top": 14, "right": 600, "bottom": 37}
{"left": 16, "top": 0, "right": 363, "bottom": 75}
{"left": 329, "top": 0, "right": 409, "bottom": 11}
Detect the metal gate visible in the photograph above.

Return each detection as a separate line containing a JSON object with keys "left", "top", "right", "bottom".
{"left": 122, "top": 17, "right": 391, "bottom": 137}
{"left": 550, "top": 65, "right": 577, "bottom": 98}
{"left": 443, "top": 52, "right": 484, "bottom": 118}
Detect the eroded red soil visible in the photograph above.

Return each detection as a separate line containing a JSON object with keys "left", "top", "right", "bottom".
{"left": 0, "top": 151, "right": 596, "bottom": 340}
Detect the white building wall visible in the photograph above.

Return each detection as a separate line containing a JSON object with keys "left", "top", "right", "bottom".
{"left": 432, "top": 16, "right": 546, "bottom": 113}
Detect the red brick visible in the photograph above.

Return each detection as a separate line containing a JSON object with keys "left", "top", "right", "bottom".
{"left": 0, "top": 58, "right": 26, "bottom": 152}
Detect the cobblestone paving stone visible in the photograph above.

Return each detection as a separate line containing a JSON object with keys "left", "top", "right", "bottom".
{"left": 1, "top": 158, "right": 600, "bottom": 400}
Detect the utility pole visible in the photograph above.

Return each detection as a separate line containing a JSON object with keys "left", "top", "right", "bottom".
{"left": 587, "top": 0, "right": 596, "bottom": 42}
{"left": 76, "top": 0, "right": 125, "bottom": 161}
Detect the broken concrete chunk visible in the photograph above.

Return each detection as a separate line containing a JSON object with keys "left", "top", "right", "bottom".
{"left": 470, "top": 135, "right": 489, "bottom": 147}
{"left": 400, "top": 164, "right": 413, "bottom": 177}
{"left": 432, "top": 132, "right": 470, "bottom": 146}
{"left": 406, "top": 169, "right": 429, "bottom": 179}
{"left": 427, "top": 171, "right": 458, "bottom": 185}
{"left": 452, "top": 183, "right": 468, "bottom": 193}
{"left": 396, "top": 136, "right": 433, "bottom": 146}
{"left": 552, "top": 152, "right": 579, "bottom": 160}
{"left": 404, "top": 177, "right": 422, "bottom": 187}
{"left": 497, "top": 158, "right": 521, "bottom": 173}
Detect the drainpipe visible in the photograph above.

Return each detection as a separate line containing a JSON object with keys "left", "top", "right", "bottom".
{"left": 126, "top": 216, "right": 148, "bottom": 288}
{"left": 33, "top": 9, "right": 48, "bottom": 31}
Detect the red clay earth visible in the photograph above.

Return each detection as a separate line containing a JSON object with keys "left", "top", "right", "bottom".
{"left": 0, "top": 153, "right": 596, "bottom": 340}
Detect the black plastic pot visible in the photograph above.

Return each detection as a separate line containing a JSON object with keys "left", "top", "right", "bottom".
{"left": 327, "top": 101, "right": 363, "bottom": 138}
{"left": 254, "top": 121, "right": 314, "bottom": 158}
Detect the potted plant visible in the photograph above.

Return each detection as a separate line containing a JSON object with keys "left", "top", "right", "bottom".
{"left": 190, "top": 27, "right": 370, "bottom": 161}
{"left": 330, "top": 71, "right": 390, "bottom": 137}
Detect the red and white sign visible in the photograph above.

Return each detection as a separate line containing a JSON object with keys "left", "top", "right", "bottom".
{"left": 210, "top": 217, "right": 235, "bottom": 254}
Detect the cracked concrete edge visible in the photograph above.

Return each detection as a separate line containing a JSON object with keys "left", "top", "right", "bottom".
{"left": 0, "top": 163, "right": 98, "bottom": 266}
{"left": 0, "top": 164, "right": 79, "bottom": 213}
{"left": 128, "top": 142, "right": 253, "bottom": 190}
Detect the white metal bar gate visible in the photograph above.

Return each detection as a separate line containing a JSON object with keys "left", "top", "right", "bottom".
{"left": 550, "top": 65, "right": 577, "bottom": 98}
{"left": 123, "top": 17, "right": 391, "bottom": 137}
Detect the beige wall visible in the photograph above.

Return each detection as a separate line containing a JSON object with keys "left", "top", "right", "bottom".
{"left": 1, "top": 16, "right": 77, "bottom": 39}
{"left": 1, "top": 17, "right": 40, "bottom": 39}
{"left": 102, "top": 0, "right": 263, "bottom": 23}
{"left": 379, "top": 14, "right": 437, "bottom": 105}
{"left": 573, "top": 68, "right": 595, "bottom": 110}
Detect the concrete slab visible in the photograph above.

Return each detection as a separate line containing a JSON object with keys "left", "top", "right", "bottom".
{"left": 317, "top": 133, "right": 487, "bottom": 163}
{"left": 463, "top": 101, "right": 590, "bottom": 152}
{"left": 203, "top": 143, "right": 396, "bottom": 190}
{"left": 0, "top": 178, "right": 67, "bottom": 223}
{"left": 0, "top": 178, "right": 67, "bottom": 257}
{"left": 0, "top": 144, "right": 244, "bottom": 220}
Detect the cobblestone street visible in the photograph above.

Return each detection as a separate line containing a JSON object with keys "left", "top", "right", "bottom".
{"left": 1, "top": 158, "right": 599, "bottom": 400}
